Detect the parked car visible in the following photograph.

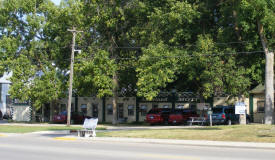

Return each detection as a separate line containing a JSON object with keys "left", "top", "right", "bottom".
{"left": 146, "top": 108, "right": 171, "bottom": 125}
{"left": 209, "top": 106, "right": 250, "bottom": 125}
{"left": 168, "top": 109, "right": 199, "bottom": 125}
{"left": 53, "top": 111, "right": 85, "bottom": 124}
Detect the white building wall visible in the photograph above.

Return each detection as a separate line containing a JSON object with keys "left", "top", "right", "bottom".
{"left": 105, "top": 97, "right": 136, "bottom": 123}
{"left": 0, "top": 72, "right": 12, "bottom": 116}
{"left": 12, "top": 105, "right": 31, "bottom": 122}
{"left": 77, "top": 97, "right": 102, "bottom": 121}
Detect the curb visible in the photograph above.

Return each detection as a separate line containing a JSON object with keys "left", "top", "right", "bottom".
{"left": 54, "top": 137, "right": 77, "bottom": 141}
{"left": 74, "top": 137, "right": 275, "bottom": 149}
{"left": 0, "top": 134, "right": 6, "bottom": 137}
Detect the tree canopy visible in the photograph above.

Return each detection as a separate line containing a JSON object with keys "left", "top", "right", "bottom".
{"left": 1, "top": 0, "right": 274, "bottom": 123}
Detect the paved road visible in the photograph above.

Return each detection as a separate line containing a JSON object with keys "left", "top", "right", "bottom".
{"left": 0, "top": 133, "right": 275, "bottom": 160}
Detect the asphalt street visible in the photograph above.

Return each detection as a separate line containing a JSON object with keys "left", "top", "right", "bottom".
{"left": 0, "top": 133, "right": 275, "bottom": 160}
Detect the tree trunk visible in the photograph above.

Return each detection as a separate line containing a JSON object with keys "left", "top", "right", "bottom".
{"left": 264, "top": 52, "right": 274, "bottom": 124}
{"left": 41, "top": 104, "right": 44, "bottom": 122}
{"left": 112, "top": 73, "right": 118, "bottom": 125}
{"left": 49, "top": 101, "right": 53, "bottom": 122}
{"left": 257, "top": 21, "right": 274, "bottom": 124}
{"left": 31, "top": 104, "right": 36, "bottom": 123}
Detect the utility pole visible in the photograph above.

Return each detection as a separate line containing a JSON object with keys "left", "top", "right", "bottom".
{"left": 67, "top": 27, "right": 83, "bottom": 126}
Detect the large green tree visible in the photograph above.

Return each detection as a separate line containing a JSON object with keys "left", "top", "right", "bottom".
{"left": 71, "top": 0, "right": 140, "bottom": 124}
{"left": 134, "top": 0, "right": 252, "bottom": 103}
{"left": 0, "top": 0, "right": 64, "bottom": 121}
{"left": 213, "top": 0, "right": 274, "bottom": 124}
{"left": 2, "top": 0, "right": 273, "bottom": 125}
{"left": 134, "top": 0, "right": 199, "bottom": 100}
{"left": 236, "top": 0, "right": 275, "bottom": 124}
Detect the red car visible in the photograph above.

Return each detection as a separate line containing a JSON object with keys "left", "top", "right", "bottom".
{"left": 53, "top": 111, "right": 85, "bottom": 124}
{"left": 146, "top": 108, "right": 171, "bottom": 125}
{"left": 168, "top": 109, "right": 198, "bottom": 124}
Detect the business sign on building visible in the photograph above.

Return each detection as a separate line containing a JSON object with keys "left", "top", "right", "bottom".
{"left": 140, "top": 92, "right": 200, "bottom": 102}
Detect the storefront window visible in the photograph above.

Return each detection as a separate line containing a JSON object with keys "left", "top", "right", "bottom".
{"left": 80, "top": 104, "right": 87, "bottom": 114}
{"left": 190, "top": 104, "right": 196, "bottom": 110}
{"left": 140, "top": 105, "right": 147, "bottom": 116}
{"left": 107, "top": 104, "right": 113, "bottom": 115}
{"left": 60, "top": 104, "right": 66, "bottom": 112}
{"left": 257, "top": 101, "right": 265, "bottom": 113}
{"left": 118, "top": 104, "right": 124, "bottom": 119}
{"left": 162, "top": 105, "right": 169, "bottom": 108}
{"left": 92, "top": 104, "right": 98, "bottom": 117}
{"left": 128, "top": 105, "right": 134, "bottom": 116}
{"left": 71, "top": 103, "right": 74, "bottom": 112}
{"left": 153, "top": 104, "right": 158, "bottom": 109}
{"left": 176, "top": 105, "right": 184, "bottom": 109}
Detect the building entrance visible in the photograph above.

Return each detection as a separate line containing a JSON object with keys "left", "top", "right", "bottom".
{"left": 118, "top": 103, "right": 124, "bottom": 119}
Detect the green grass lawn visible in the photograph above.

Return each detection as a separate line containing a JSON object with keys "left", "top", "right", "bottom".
{"left": 0, "top": 125, "right": 106, "bottom": 133}
{"left": 97, "top": 124, "right": 275, "bottom": 143}
{"left": 2, "top": 124, "right": 275, "bottom": 143}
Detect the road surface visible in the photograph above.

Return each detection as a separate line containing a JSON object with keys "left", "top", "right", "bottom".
{"left": 0, "top": 133, "right": 274, "bottom": 160}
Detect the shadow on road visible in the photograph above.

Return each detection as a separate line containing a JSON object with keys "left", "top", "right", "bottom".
{"left": 39, "top": 133, "right": 71, "bottom": 138}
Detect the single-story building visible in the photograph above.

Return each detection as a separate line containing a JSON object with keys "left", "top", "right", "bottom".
{"left": 47, "top": 92, "right": 211, "bottom": 123}
{"left": 49, "top": 85, "right": 275, "bottom": 124}
{"left": 249, "top": 84, "right": 275, "bottom": 123}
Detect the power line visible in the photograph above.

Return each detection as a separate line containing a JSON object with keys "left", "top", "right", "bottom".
{"left": 70, "top": 50, "right": 265, "bottom": 62}
{"left": 1, "top": 50, "right": 265, "bottom": 66}
{"left": 113, "top": 39, "right": 275, "bottom": 49}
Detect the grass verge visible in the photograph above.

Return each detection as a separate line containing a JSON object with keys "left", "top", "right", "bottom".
{"left": 97, "top": 124, "right": 275, "bottom": 143}
{"left": 0, "top": 125, "right": 106, "bottom": 133}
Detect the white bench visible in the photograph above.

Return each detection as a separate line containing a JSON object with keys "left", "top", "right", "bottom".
{"left": 78, "top": 118, "right": 98, "bottom": 137}
{"left": 77, "top": 129, "right": 94, "bottom": 137}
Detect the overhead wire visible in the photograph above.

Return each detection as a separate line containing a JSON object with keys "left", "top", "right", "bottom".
{"left": 70, "top": 50, "right": 265, "bottom": 63}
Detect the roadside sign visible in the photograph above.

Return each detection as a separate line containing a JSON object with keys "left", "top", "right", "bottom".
{"left": 235, "top": 102, "right": 246, "bottom": 114}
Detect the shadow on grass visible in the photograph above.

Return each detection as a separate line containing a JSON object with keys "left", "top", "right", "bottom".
{"left": 257, "top": 134, "right": 274, "bottom": 138}
{"left": 46, "top": 127, "right": 106, "bottom": 131}
{"left": 100, "top": 122, "right": 149, "bottom": 127}
{"left": 182, "top": 127, "right": 222, "bottom": 131}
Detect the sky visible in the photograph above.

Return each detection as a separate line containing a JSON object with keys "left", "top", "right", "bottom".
{"left": 51, "top": 0, "right": 61, "bottom": 5}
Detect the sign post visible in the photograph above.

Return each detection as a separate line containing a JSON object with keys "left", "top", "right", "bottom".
{"left": 207, "top": 108, "right": 213, "bottom": 127}
{"left": 235, "top": 102, "right": 246, "bottom": 125}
